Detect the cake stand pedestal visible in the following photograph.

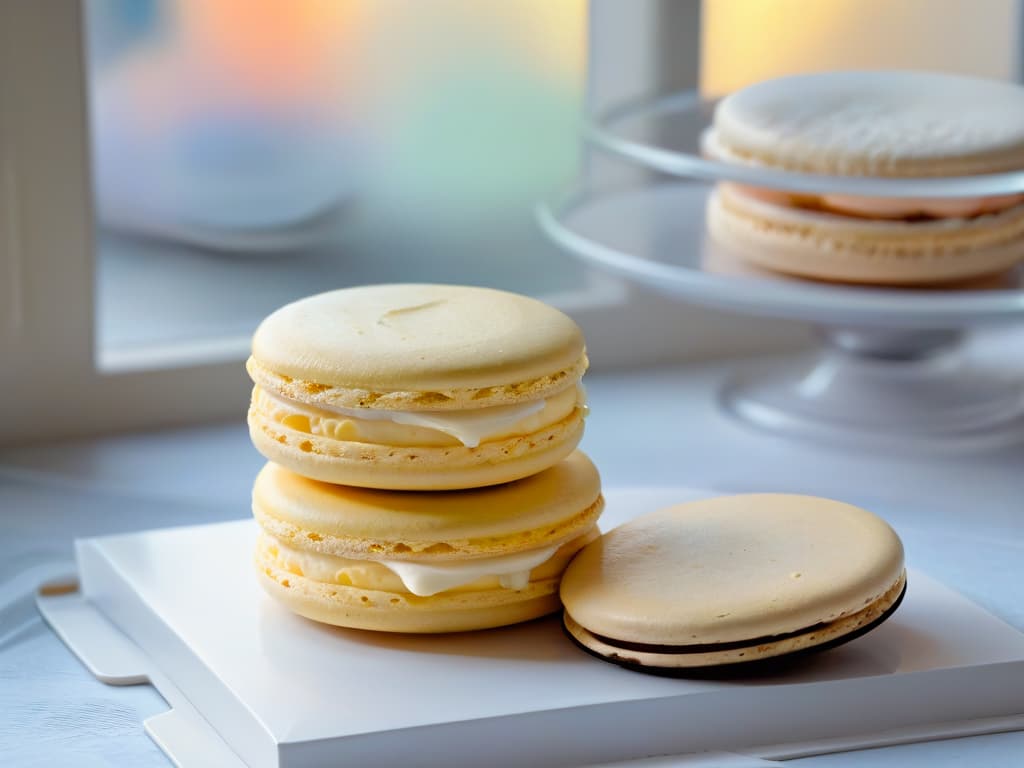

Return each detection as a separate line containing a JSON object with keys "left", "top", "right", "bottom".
{"left": 723, "top": 327, "right": 1024, "bottom": 450}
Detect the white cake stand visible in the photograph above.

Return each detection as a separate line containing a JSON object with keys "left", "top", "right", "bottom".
{"left": 586, "top": 89, "right": 1024, "bottom": 198}
{"left": 539, "top": 91, "right": 1024, "bottom": 449}
{"left": 540, "top": 91, "right": 1024, "bottom": 449}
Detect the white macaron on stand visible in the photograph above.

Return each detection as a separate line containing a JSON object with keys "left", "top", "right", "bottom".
{"left": 539, "top": 90, "right": 1024, "bottom": 451}
{"left": 38, "top": 487, "right": 1024, "bottom": 767}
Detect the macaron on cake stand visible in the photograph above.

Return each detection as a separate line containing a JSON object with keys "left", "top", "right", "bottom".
{"left": 539, "top": 90, "right": 1024, "bottom": 449}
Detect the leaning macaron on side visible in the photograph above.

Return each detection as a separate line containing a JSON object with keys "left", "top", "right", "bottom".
{"left": 560, "top": 494, "right": 906, "bottom": 672}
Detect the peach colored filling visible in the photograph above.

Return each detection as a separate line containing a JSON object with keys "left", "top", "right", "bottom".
{"left": 732, "top": 184, "right": 1024, "bottom": 220}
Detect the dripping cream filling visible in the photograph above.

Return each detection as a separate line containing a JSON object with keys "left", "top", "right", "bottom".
{"left": 254, "top": 384, "right": 586, "bottom": 448}
{"left": 260, "top": 531, "right": 595, "bottom": 597}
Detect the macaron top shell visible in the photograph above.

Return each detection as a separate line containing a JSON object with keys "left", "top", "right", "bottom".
{"left": 249, "top": 284, "right": 586, "bottom": 409}
{"left": 560, "top": 494, "right": 905, "bottom": 645}
{"left": 707, "top": 71, "right": 1024, "bottom": 177}
{"left": 253, "top": 451, "right": 603, "bottom": 560}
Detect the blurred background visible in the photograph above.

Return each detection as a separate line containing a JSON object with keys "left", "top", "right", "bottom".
{"left": 83, "top": 0, "right": 1022, "bottom": 367}
{"left": 86, "top": 0, "right": 588, "bottom": 366}
{"left": 1, "top": 0, "right": 1022, "bottom": 442}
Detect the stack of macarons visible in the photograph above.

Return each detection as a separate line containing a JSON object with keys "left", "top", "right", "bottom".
{"left": 704, "top": 71, "right": 1024, "bottom": 285}
{"left": 246, "top": 283, "right": 602, "bottom": 632}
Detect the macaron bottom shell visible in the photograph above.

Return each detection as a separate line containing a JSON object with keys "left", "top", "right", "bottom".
{"left": 249, "top": 406, "right": 585, "bottom": 490}
{"left": 563, "top": 571, "right": 907, "bottom": 675}
{"left": 257, "top": 544, "right": 567, "bottom": 634}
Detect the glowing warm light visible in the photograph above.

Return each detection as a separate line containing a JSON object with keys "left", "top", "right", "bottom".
{"left": 701, "top": 0, "right": 1019, "bottom": 97}
{"left": 92, "top": 0, "right": 587, "bottom": 224}
{"left": 354, "top": 0, "right": 586, "bottom": 213}
{"left": 174, "top": 0, "right": 360, "bottom": 102}
{"left": 495, "top": 0, "right": 587, "bottom": 78}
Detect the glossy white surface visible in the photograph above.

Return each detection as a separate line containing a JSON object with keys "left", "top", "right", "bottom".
{"left": 3, "top": 344, "right": 1024, "bottom": 765}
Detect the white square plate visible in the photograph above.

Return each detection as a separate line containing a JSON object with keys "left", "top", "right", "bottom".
{"left": 38, "top": 488, "right": 1024, "bottom": 768}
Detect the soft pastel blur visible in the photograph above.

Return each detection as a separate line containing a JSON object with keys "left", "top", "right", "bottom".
{"left": 87, "top": 0, "right": 586, "bottom": 234}
{"left": 701, "top": 0, "right": 1018, "bottom": 97}
{"left": 355, "top": 1, "right": 585, "bottom": 219}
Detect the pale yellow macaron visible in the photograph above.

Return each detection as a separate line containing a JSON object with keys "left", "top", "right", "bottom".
{"left": 254, "top": 451, "right": 603, "bottom": 633}
{"left": 704, "top": 71, "right": 1024, "bottom": 284}
{"left": 247, "top": 284, "right": 588, "bottom": 490}
{"left": 561, "top": 494, "right": 906, "bottom": 672}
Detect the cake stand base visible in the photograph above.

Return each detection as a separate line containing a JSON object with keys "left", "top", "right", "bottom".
{"left": 722, "top": 328, "right": 1024, "bottom": 451}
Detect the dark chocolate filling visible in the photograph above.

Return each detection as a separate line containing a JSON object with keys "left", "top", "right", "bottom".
{"left": 563, "top": 582, "right": 907, "bottom": 678}
{"left": 572, "top": 580, "right": 907, "bottom": 658}
{"left": 586, "top": 619, "right": 835, "bottom": 655}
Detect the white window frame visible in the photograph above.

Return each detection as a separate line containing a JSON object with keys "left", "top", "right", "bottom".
{"left": 0, "top": 1, "right": 807, "bottom": 446}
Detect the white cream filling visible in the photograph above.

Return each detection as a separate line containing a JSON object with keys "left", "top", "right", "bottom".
{"left": 270, "top": 536, "right": 561, "bottom": 597}
{"left": 323, "top": 399, "right": 546, "bottom": 448}
{"left": 379, "top": 545, "right": 561, "bottom": 596}
{"left": 270, "top": 384, "right": 585, "bottom": 448}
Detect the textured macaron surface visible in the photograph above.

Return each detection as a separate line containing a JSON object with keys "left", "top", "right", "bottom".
{"left": 708, "top": 71, "right": 1024, "bottom": 177}
{"left": 249, "top": 283, "right": 586, "bottom": 409}
{"left": 561, "top": 494, "right": 905, "bottom": 646}
{"left": 252, "top": 451, "right": 603, "bottom": 560}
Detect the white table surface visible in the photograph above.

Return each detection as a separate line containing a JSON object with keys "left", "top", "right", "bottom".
{"left": 2, "top": 342, "right": 1024, "bottom": 767}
